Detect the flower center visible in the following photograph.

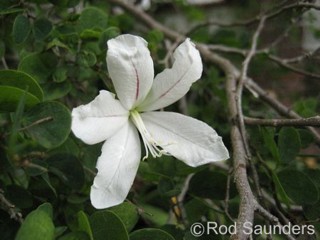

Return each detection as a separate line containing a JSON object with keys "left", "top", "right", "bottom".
{"left": 130, "top": 110, "right": 167, "bottom": 160}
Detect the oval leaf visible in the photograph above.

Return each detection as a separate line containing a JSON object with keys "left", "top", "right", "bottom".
{"left": 278, "top": 127, "right": 300, "bottom": 163}
{"left": 33, "top": 18, "right": 53, "bottom": 40}
{"left": 18, "top": 53, "right": 57, "bottom": 83}
{"left": 12, "top": 14, "right": 31, "bottom": 44}
{"left": 0, "top": 69, "right": 43, "bottom": 100}
{"left": 46, "top": 154, "right": 85, "bottom": 190}
{"left": 89, "top": 210, "right": 129, "bottom": 240}
{"left": 22, "top": 101, "right": 71, "bottom": 148}
{"left": 0, "top": 86, "right": 39, "bottom": 112}
{"left": 109, "top": 202, "right": 139, "bottom": 232}
{"left": 77, "top": 211, "right": 93, "bottom": 240}
{"left": 130, "top": 228, "right": 175, "bottom": 240}
{"left": 189, "top": 170, "right": 237, "bottom": 200}
{"left": 277, "top": 169, "right": 319, "bottom": 205}
{"left": 77, "top": 7, "right": 108, "bottom": 33}
{"left": 15, "top": 203, "right": 55, "bottom": 240}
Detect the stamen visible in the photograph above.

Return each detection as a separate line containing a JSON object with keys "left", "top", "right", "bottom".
{"left": 130, "top": 110, "right": 168, "bottom": 160}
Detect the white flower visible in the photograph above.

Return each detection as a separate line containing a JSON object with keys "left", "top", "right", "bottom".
{"left": 71, "top": 34, "right": 229, "bottom": 209}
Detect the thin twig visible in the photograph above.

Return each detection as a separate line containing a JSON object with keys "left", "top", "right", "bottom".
{"left": 187, "top": 2, "right": 320, "bottom": 34}
{"left": 19, "top": 116, "right": 53, "bottom": 132}
{"left": 0, "top": 189, "right": 23, "bottom": 224}
{"left": 267, "top": 54, "right": 320, "bottom": 79}
{"left": 1, "top": 57, "right": 9, "bottom": 69}
{"left": 236, "top": 15, "right": 266, "bottom": 159}
{"left": 245, "top": 78, "right": 320, "bottom": 145}
{"left": 244, "top": 116, "right": 320, "bottom": 127}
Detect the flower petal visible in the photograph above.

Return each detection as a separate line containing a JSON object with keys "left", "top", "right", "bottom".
{"left": 107, "top": 34, "right": 154, "bottom": 110}
{"left": 141, "top": 111, "right": 229, "bottom": 167}
{"left": 138, "top": 39, "right": 202, "bottom": 111}
{"left": 71, "top": 90, "right": 129, "bottom": 145}
{"left": 90, "top": 121, "right": 141, "bottom": 209}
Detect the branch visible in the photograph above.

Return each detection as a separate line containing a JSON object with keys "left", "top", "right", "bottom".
{"left": 244, "top": 116, "right": 320, "bottom": 127}
{"left": 267, "top": 54, "right": 320, "bottom": 79}
{"left": 0, "top": 189, "right": 23, "bottom": 224}
{"left": 187, "top": 2, "right": 320, "bottom": 34}
{"left": 109, "top": 0, "right": 181, "bottom": 41}
{"left": 236, "top": 15, "right": 266, "bottom": 158}
{"left": 245, "top": 78, "right": 320, "bottom": 145}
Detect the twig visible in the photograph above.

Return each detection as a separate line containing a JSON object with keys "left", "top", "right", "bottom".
{"left": 19, "top": 116, "right": 53, "bottom": 132}
{"left": 0, "top": 189, "right": 23, "bottom": 224}
{"left": 267, "top": 54, "right": 320, "bottom": 79}
{"left": 109, "top": 0, "right": 181, "bottom": 41}
{"left": 187, "top": 2, "right": 320, "bottom": 34}
{"left": 1, "top": 57, "right": 9, "bottom": 69}
{"left": 236, "top": 15, "right": 266, "bottom": 158}
{"left": 244, "top": 116, "right": 320, "bottom": 127}
{"left": 245, "top": 78, "right": 320, "bottom": 145}
{"left": 224, "top": 168, "right": 235, "bottom": 222}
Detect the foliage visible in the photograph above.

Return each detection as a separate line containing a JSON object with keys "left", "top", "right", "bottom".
{"left": 0, "top": 0, "right": 319, "bottom": 239}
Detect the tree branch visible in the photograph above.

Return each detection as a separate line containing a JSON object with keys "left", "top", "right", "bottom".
{"left": 0, "top": 189, "right": 23, "bottom": 224}
{"left": 244, "top": 116, "right": 320, "bottom": 127}
{"left": 245, "top": 78, "right": 320, "bottom": 145}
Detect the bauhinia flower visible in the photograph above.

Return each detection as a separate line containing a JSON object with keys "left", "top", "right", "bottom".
{"left": 71, "top": 34, "right": 229, "bottom": 209}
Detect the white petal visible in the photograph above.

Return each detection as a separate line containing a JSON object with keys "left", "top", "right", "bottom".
{"left": 107, "top": 34, "right": 154, "bottom": 110}
{"left": 138, "top": 39, "right": 202, "bottom": 111}
{"left": 90, "top": 121, "right": 141, "bottom": 209}
{"left": 71, "top": 90, "right": 129, "bottom": 145}
{"left": 141, "top": 112, "right": 229, "bottom": 167}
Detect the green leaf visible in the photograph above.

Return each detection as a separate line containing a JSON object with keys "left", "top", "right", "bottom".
{"left": 58, "top": 232, "right": 90, "bottom": 240}
{"left": 99, "top": 27, "right": 120, "bottom": 51}
{"left": 12, "top": 14, "right": 31, "bottom": 44}
{"left": 46, "top": 154, "right": 85, "bottom": 190}
{"left": 38, "top": 202, "right": 53, "bottom": 219}
{"left": 298, "top": 129, "right": 314, "bottom": 148}
{"left": 271, "top": 172, "right": 291, "bottom": 206}
{"left": 78, "top": 51, "right": 97, "bottom": 67}
{"left": 109, "top": 202, "right": 139, "bottom": 232}
{"left": 77, "top": 211, "right": 93, "bottom": 240}
{"left": 147, "top": 156, "right": 198, "bottom": 178}
{"left": 139, "top": 204, "right": 168, "bottom": 227}
{"left": 77, "top": 7, "right": 108, "bottom": 33}
{"left": 33, "top": 18, "right": 53, "bottom": 40}
{"left": 0, "top": 86, "right": 39, "bottom": 112}
{"left": 130, "top": 228, "right": 175, "bottom": 240}
{"left": 277, "top": 169, "right": 319, "bottom": 205}
{"left": 185, "top": 198, "right": 209, "bottom": 223}
{"left": 278, "top": 127, "right": 300, "bottom": 163}
{"left": 42, "top": 81, "right": 71, "bottom": 101}
{"left": 22, "top": 101, "right": 71, "bottom": 148}
{"left": 304, "top": 201, "right": 320, "bottom": 221}
{"left": 189, "top": 170, "right": 236, "bottom": 200}
{"left": 293, "top": 98, "right": 318, "bottom": 118}
{"left": 89, "top": 210, "right": 129, "bottom": 240}
{"left": 158, "top": 178, "right": 180, "bottom": 197}
{"left": 15, "top": 203, "right": 55, "bottom": 240}
{"left": 19, "top": 53, "right": 57, "bottom": 83}
{"left": 261, "top": 127, "right": 280, "bottom": 164}
{"left": 0, "top": 69, "right": 43, "bottom": 100}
